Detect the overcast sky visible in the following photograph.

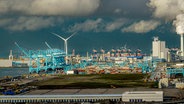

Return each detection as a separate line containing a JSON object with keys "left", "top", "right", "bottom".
{"left": 0, "top": 0, "right": 184, "bottom": 57}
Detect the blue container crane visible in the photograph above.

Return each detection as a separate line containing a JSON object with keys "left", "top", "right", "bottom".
{"left": 14, "top": 42, "right": 29, "bottom": 58}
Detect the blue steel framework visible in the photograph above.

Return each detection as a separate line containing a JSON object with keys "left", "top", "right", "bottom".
{"left": 29, "top": 53, "right": 154, "bottom": 74}
{"left": 15, "top": 42, "right": 67, "bottom": 73}
{"left": 29, "top": 50, "right": 92, "bottom": 73}
{"left": 15, "top": 42, "right": 155, "bottom": 74}
{"left": 29, "top": 49, "right": 66, "bottom": 73}
{"left": 166, "top": 67, "right": 184, "bottom": 76}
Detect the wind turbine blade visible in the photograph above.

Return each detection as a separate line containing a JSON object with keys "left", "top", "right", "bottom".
{"left": 45, "top": 41, "right": 52, "bottom": 49}
{"left": 51, "top": 32, "right": 66, "bottom": 41}
{"left": 66, "top": 32, "right": 76, "bottom": 40}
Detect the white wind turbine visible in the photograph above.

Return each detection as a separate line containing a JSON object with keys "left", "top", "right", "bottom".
{"left": 51, "top": 32, "right": 76, "bottom": 56}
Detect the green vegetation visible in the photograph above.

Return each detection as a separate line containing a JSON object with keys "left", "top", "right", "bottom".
{"left": 29, "top": 74, "right": 155, "bottom": 89}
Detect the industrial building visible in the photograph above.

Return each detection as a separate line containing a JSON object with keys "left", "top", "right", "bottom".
{"left": 0, "top": 91, "right": 163, "bottom": 103}
{"left": 0, "top": 50, "right": 13, "bottom": 67}
{"left": 152, "top": 37, "right": 168, "bottom": 60}
{"left": 0, "top": 59, "right": 12, "bottom": 67}
{"left": 0, "top": 50, "right": 29, "bottom": 68}
{"left": 175, "top": 82, "right": 184, "bottom": 89}
{"left": 122, "top": 91, "right": 163, "bottom": 102}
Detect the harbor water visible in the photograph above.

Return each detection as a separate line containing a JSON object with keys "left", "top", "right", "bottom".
{"left": 0, "top": 68, "right": 29, "bottom": 78}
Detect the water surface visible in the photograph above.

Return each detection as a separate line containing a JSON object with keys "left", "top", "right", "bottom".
{"left": 0, "top": 68, "right": 29, "bottom": 78}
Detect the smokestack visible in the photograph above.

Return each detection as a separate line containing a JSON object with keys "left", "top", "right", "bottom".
{"left": 181, "top": 34, "right": 184, "bottom": 56}
{"left": 9, "top": 50, "right": 13, "bottom": 60}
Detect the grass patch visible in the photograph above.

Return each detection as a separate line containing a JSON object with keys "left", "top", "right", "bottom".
{"left": 97, "top": 74, "right": 146, "bottom": 80}
{"left": 29, "top": 74, "right": 154, "bottom": 89}
{"left": 39, "top": 82, "right": 111, "bottom": 89}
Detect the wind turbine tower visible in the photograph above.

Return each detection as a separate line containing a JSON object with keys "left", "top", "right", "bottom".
{"left": 52, "top": 32, "right": 76, "bottom": 56}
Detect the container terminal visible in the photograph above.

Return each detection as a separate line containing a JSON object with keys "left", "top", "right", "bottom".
{"left": 1, "top": 36, "right": 184, "bottom": 103}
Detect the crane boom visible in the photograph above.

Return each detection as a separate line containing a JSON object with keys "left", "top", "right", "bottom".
{"left": 14, "top": 42, "right": 29, "bottom": 57}
{"left": 45, "top": 42, "right": 52, "bottom": 49}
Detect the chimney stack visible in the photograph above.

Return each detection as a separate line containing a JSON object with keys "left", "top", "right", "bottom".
{"left": 181, "top": 34, "right": 184, "bottom": 56}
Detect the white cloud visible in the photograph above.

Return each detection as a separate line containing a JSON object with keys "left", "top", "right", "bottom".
{"left": 122, "top": 20, "right": 160, "bottom": 33}
{"left": 148, "top": 0, "right": 184, "bottom": 20}
{"left": 68, "top": 18, "right": 128, "bottom": 33}
{"left": 173, "top": 14, "right": 184, "bottom": 35}
{"left": 0, "top": 17, "right": 63, "bottom": 31}
{"left": 0, "top": 0, "right": 100, "bottom": 16}
{"left": 68, "top": 18, "right": 104, "bottom": 32}
{"left": 148, "top": 0, "right": 184, "bottom": 35}
{"left": 105, "top": 18, "right": 127, "bottom": 32}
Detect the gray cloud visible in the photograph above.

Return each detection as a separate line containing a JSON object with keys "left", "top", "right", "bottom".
{"left": 0, "top": 17, "right": 63, "bottom": 31}
{"left": 122, "top": 20, "right": 160, "bottom": 33}
{"left": 0, "top": 0, "right": 100, "bottom": 31}
{"left": 68, "top": 18, "right": 104, "bottom": 32}
{"left": 0, "top": 18, "right": 13, "bottom": 27}
{"left": 114, "top": 8, "right": 122, "bottom": 14}
{"left": 97, "top": 0, "right": 150, "bottom": 19}
{"left": 0, "top": 0, "right": 100, "bottom": 16}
